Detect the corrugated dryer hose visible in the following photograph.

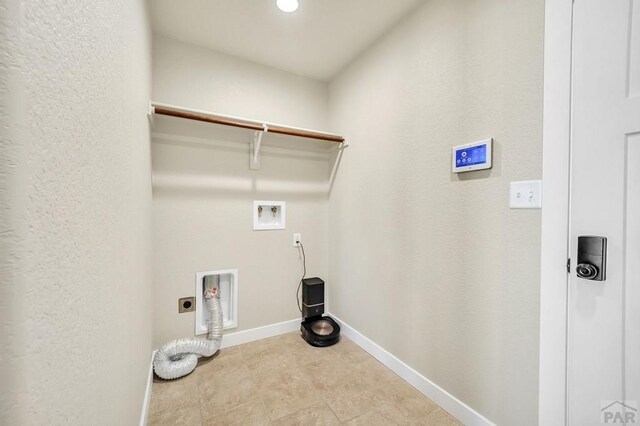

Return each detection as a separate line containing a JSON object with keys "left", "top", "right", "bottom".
{"left": 153, "top": 286, "right": 223, "bottom": 380}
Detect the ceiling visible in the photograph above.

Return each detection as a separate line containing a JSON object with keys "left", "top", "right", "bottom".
{"left": 150, "top": 0, "right": 424, "bottom": 81}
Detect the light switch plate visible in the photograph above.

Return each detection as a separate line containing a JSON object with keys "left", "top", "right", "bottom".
{"left": 510, "top": 180, "right": 542, "bottom": 209}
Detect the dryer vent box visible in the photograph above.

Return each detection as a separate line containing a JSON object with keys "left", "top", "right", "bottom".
{"left": 195, "top": 269, "right": 238, "bottom": 335}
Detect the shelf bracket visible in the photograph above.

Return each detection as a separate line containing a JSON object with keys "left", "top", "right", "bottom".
{"left": 250, "top": 124, "right": 268, "bottom": 170}
{"left": 147, "top": 101, "right": 156, "bottom": 127}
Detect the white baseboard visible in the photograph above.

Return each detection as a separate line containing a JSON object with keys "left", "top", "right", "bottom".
{"left": 220, "top": 318, "right": 300, "bottom": 349}
{"left": 328, "top": 313, "right": 495, "bottom": 426}
{"left": 139, "top": 349, "right": 157, "bottom": 426}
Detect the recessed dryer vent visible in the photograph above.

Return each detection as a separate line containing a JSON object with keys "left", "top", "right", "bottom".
{"left": 253, "top": 200, "right": 285, "bottom": 230}
{"left": 195, "top": 269, "right": 238, "bottom": 335}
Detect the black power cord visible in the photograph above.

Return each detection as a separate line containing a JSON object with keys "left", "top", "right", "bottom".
{"left": 296, "top": 241, "right": 306, "bottom": 313}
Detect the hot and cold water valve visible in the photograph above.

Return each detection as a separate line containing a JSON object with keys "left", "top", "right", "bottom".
{"left": 253, "top": 201, "right": 285, "bottom": 230}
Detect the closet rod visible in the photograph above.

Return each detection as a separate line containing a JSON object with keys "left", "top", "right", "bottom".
{"left": 153, "top": 106, "right": 345, "bottom": 143}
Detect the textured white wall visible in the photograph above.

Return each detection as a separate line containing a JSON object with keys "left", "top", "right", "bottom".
{"left": 151, "top": 36, "right": 331, "bottom": 346}
{"left": 0, "top": 1, "right": 153, "bottom": 424}
{"left": 327, "top": 0, "right": 544, "bottom": 424}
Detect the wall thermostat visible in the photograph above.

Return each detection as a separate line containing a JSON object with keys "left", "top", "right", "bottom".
{"left": 452, "top": 138, "right": 492, "bottom": 173}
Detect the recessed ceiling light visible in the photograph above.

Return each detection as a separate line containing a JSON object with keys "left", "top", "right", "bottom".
{"left": 276, "top": 0, "right": 299, "bottom": 13}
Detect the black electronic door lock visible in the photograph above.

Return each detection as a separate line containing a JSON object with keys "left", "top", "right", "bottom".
{"left": 576, "top": 236, "right": 607, "bottom": 281}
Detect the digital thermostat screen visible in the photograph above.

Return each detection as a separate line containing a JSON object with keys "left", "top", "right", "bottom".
{"left": 451, "top": 138, "right": 492, "bottom": 173}
{"left": 455, "top": 144, "right": 487, "bottom": 167}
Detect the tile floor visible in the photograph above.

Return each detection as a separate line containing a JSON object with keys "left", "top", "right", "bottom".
{"left": 148, "top": 332, "right": 461, "bottom": 425}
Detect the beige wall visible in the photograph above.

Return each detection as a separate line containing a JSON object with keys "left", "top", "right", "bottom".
{"left": 0, "top": 1, "right": 545, "bottom": 423}
{"left": 327, "top": 0, "right": 544, "bottom": 424}
{"left": 153, "top": 35, "right": 328, "bottom": 129}
{"left": 0, "top": 0, "right": 153, "bottom": 424}
{"left": 151, "top": 37, "right": 331, "bottom": 346}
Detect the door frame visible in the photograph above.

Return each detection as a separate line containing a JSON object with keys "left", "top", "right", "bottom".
{"left": 539, "top": 0, "right": 574, "bottom": 424}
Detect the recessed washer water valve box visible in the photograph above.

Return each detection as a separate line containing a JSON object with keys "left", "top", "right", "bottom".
{"left": 253, "top": 200, "right": 285, "bottom": 230}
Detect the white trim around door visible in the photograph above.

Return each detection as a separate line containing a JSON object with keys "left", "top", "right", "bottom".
{"left": 539, "top": 0, "right": 573, "bottom": 425}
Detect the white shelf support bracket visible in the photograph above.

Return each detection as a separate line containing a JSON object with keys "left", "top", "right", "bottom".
{"left": 147, "top": 101, "right": 155, "bottom": 127}
{"left": 250, "top": 124, "right": 268, "bottom": 170}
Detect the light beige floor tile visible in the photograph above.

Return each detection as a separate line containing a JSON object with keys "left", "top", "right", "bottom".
{"left": 198, "top": 371, "right": 260, "bottom": 409}
{"left": 259, "top": 384, "right": 320, "bottom": 421}
{"left": 200, "top": 399, "right": 271, "bottom": 426}
{"left": 239, "top": 338, "right": 278, "bottom": 364}
{"left": 423, "top": 408, "right": 463, "bottom": 425}
{"left": 196, "top": 349, "right": 249, "bottom": 384}
{"left": 345, "top": 410, "right": 398, "bottom": 426}
{"left": 271, "top": 403, "right": 341, "bottom": 426}
{"left": 301, "top": 355, "right": 359, "bottom": 394}
{"left": 351, "top": 356, "right": 405, "bottom": 389}
{"left": 202, "top": 346, "right": 244, "bottom": 367}
{"left": 150, "top": 372, "right": 200, "bottom": 412}
{"left": 149, "top": 332, "right": 454, "bottom": 426}
{"left": 252, "top": 364, "right": 322, "bottom": 420}
{"left": 284, "top": 333, "right": 340, "bottom": 364}
{"left": 379, "top": 394, "right": 441, "bottom": 421}
{"left": 219, "top": 345, "right": 243, "bottom": 356}
{"left": 250, "top": 356, "right": 308, "bottom": 387}
{"left": 373, "top": 378, "right": 441, "bottom": 424}
{"left": 195, "top": 349, "right": 259, "bottom": 408}
{"left": 241, "top": 334, "right": 304, "bottom": 375}
{"left": 323, "top": 385, "right": 379, "bottom": 422}
{"left": 268, "top": 331, "right": 306, "bottom": 347}
{"left": 332, "top": 337, "right": 374, "bottom": 364}
{"left": 240, "top": 333, "right": 294, "bottom": 358}
{"left": 148, "top": 401, "right": 202, "bottom": 426}
{"left": 197, "top": 351, "right": 260, "bottom": 410}
{"left": 305, "top": 357, "right": 384, "bottom": 422}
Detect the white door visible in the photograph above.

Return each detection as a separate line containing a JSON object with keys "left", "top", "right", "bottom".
{"left": 568, "top": 1, "right": 640, "bottom": 425}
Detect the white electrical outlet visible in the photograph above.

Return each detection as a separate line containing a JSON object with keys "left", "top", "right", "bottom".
{"left": 293, "top": 233, "right": 302, "bottom": 246}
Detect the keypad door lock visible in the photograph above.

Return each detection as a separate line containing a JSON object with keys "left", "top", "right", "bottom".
{"left": 576, "top": 236, "right": 607, "bottom": 281}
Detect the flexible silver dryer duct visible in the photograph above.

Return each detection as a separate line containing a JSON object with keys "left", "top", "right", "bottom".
{"left": 153, "top": 278, "right": 224, "bottom": 380}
